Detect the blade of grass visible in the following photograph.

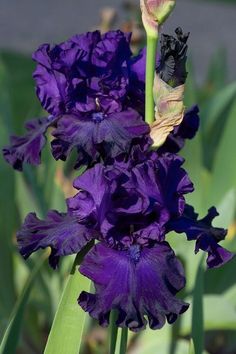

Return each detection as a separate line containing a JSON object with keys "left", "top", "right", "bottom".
{"left": 0, "top": 253, "right": 47, "bottom": 354}
{"left": 191, "top": 256, "right": 205, "bottom": 354}
{"left": 44, "top": 247, "right": 92, "bottom": 354}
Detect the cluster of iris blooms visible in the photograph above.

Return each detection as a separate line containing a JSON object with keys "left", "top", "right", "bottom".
{"left": 2, "top": 11, "right": 233, "bottom": 332}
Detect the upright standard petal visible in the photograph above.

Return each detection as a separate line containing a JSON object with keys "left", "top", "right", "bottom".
{"left": 67, "top": 163, "right": 114, "bottom": 221}
{"left": 17, "top": 210, "right": 98, "bottom": 268}
{"left": 3, "top": 117, "right": 54, "bottom": 171}
{"left": 124, "top": 154, "right": 194, "bottom": 222}
{"left": 78, "top": 242, "right": 188, "bottom": 331}
{"left": 32, "top": 31, "right": 133, "bottom": 116}
{"left": 168, "top": 205, "right": 234, "bottom": 268}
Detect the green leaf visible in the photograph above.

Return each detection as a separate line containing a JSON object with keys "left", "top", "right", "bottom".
{"left": 44, "top": 252, "right": 92, "bottom": 354}
{"left": 133, "top": 324, "right": 200, "bottom": 354}
{"left": 0, "top": 253, "right": 46, "bottom": 354}
{"left": 184, "top": 59, "right": 198, "bottom": 107}
{"left": 0, "top": 51, "right": 41, "bottom": 133}
{"left": 201, "top": 83, "right": 236, "bottom": 169}
{"left": 205, "top": 48, "right": 227, "bottom": 92}
{"left": 114, "top": 329, "right": 122, "bottom": 354}
{"left": 204, "top": 295, "right": 236, "bottom": 330}
{"left": 191, "top": 256, "right": 205, "bottom": 354}
{"left": 15, "top": 173, "right": 42, "bottom": 220}
{"left": 224, "top": 284, "right": 236, "bottom": 306}
{"left": 181, "top": 134, "right": 204, "bottom": 213}
{"left": 202, "top": 82, "right": 236, "bottom": 134}
{"left": 210, "top": 100, "right": 236, "bottom": 205}
{"left": 189, "top": 339, "right": 195, "bottom": 354}
{"left": 0, "top": 57, "right": 16, "bottom": 336}
{"left": 204, "top": 256, "right": 236, "bottom": 295}
{"left": 181, "top": 292, "right": 236, "bottom": 335}
{"left": 214, "top": 189, "right": 236, "bottom": 228}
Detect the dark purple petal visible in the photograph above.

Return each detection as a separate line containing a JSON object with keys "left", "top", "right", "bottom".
{"left": 129, "top": 47, "right": 159, "bottom": 84}
{"left": 51, "top": 109, "right": 149, "bottom": 168}
{"left": 129, "top": 48, "right": 146, "bottom": 84}
{"left": 33, "top": 44, "right": 67, "bottom": 115}
{"left": 32, "top": 30, "right": 134, "bottom": 116}
{"left": 128, "top": 48, "right": 146, "bottom": 115}
{"left": 92, "top": 30, "right": 132, "bottom": 69}
{"left": 51, "top": 115, "right": 98, "bottom": 162}
{"left": 78, "top": 242, "right": 188, "bottom": 331}
{"left": 3, "top": 117, "right": 54, "bottom": 171}
{"left": 168, "top": 205, "right": 234, "bottom": 268}
{"left": 125, "top": 153, "right": 194, "bottom": 223}
{"left": 17, "top": 210, "right": 98, "bottom": 268}
{"left": 67, "top": 164, "right": 114, "bottom": 221}
{"left": 159, "top": 106, "right": 200, "bottom": 154}
{"left": 158, "top": 28, "right": 189, "bottom": 87}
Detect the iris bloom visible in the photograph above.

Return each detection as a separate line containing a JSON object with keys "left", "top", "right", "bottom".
{"left": 17, "top": 131, "right": 233, "bottom": 330}
{"left": 4, "top": 28, "right": 234, "bottom": 332}
{"left": 3, "top": 31, "right": 149, "bottom": 170}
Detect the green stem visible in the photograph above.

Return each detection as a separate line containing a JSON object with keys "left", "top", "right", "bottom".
{"left": 145, "top": 34, "right": 158, "bottom": 125}
{"left": 119, "top": 327, "right": 128, "bottom": 354}
{"left": 109, "top": 311, "right": 118, "bottom": 354}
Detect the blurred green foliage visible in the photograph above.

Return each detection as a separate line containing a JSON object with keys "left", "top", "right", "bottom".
{"left": 0, "top": 46, "right": 236, "bottom": 354}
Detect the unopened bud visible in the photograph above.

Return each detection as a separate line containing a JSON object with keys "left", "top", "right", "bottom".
{"left": 140, "top": 0, "right": 176, "bottom": 37}
{"left": 150, "top": 74, "right": 185, "bottom": 147}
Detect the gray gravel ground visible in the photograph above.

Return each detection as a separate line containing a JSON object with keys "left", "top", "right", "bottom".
{"left": 0, "top": 0, "right": 236, "bottom": 82}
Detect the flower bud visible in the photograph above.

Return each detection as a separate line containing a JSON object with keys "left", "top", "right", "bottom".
{"left": 140, "top": 0, "right": 176, "bottom": 37}
{"left": 150, "top": 74, "right": 185, "bottom": 147}
{"left": 150, "top": 27, "right": 189, "bottom": 147}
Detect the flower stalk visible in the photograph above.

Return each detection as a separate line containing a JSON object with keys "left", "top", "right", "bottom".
{"left": 119, "top": 327, "right": 128, "bottom": 354}
{"left": 109, "top": 311, "right": 119, "bottom": 354}
{"left": 145, "top": 33, "right": 158, "bottom": 124}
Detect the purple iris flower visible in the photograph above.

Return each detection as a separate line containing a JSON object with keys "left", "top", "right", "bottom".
{"left": 3, "top": 26, "right": 234, "bottom": 333}
{"left": 3, "top": 30, "right": 149, "bottom": 170}
{"left": 16, "top": 150, "right": 233, "bottom": 331}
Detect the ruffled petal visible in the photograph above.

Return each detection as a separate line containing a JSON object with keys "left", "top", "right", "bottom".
{"left": 33, "top": 44, "right": 67, "bottom": 115}
{"left": 67, "top": 164, "right": 113, "bottom": 221}
{"left": 51, "top": 115, "right": 97, "bottom": 162}
{"left": 32, "top": 31, "right": 133, "bottom": 116}
{"left": 3, "top": 117, "right": 54, "bottom": 171}
{"left": 124, "top": 153, "right": 193, "bottom": 222}
{"left": 51, "top": 109, "right": 149, "bottom": 168}
{"left": 17, "top": 210, "right": 98, "bottom": 268}
{"left": 78, "top": 242, "right": 188, "bottom": 331}
{"left": 92, "top": 30, "right": 132, "bottom": 69}
{"left": 168, "top": 205, "right": 234, "bottom": 268}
